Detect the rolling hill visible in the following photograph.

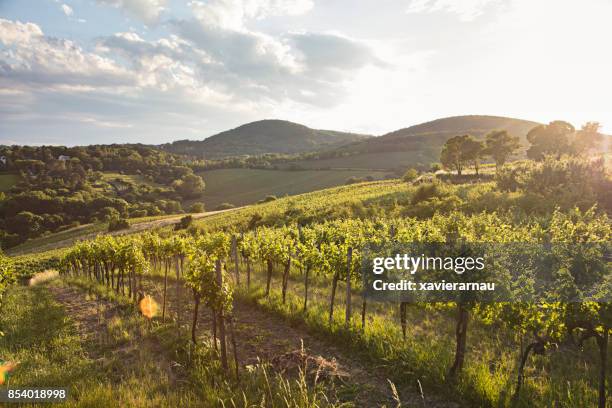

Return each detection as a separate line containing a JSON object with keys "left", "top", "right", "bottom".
{"left": 161, "top": 119, "right": 370, "bottom": 158}
{"left": 286, "top": 115, "right": 541, "bottom": 170}
{"left": 333, "top": 115, "right": 540, "bottom": 155}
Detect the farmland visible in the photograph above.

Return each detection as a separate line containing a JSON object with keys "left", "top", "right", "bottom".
{"left": 2, "top": 153, "right": 610, "bottom": 407}
{"left": 0, "top": 173, "right": 20, "bottom": 192}
{"left": 197, "top": 168, "right": 391, "bottom": 208}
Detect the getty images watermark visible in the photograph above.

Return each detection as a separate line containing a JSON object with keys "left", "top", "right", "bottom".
{"left": 361, "top": 242, "right": 611, "bottom": 303}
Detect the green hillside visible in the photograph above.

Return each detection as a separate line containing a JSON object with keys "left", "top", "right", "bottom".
{"left": 196, "top": 168, "right": 390, "bottom": 208}
{"left": 162, "top": 119, "right": 370, "bottom": 158}
{"left": 284, "top": 115, "right": 540, "bottom": 171}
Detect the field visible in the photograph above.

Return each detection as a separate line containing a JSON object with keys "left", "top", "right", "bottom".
{"left": 100, "top": 172, "right": 161, "bottom": 187}
{"left": 285, "top": 151, "right": 438, "bottom": 171}
{"left": 0, "top": 173, "right": 20, "bottom": 192}
{"left": 197, "top": 168, "right": 391, "bottom": 208}
{"left": 2, "top": 157, "right": 610, "bottom": 408}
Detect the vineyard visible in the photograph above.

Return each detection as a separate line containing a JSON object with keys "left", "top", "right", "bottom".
{"left": 1, "top": 203, "right": 608, "bottom": 407}
{"left": 0, "top": 160, "right": 610, "bottom": 407}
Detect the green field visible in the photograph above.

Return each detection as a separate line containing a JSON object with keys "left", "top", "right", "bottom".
{"left": 285, "top": 150, "right": 439, "bottom": 171}
{"left": 198, "top": 168, "right": 391, "bottom": 208}
{"left": 100, "top": 172, "right": 161, "bottom": 187}
{"left": 0, "top": 173, "right": 20, "bottom": 192}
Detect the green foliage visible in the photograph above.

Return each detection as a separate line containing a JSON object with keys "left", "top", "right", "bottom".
{"left": 172, "top": 174, "right": 205, "bottom": 199}
{"left": 496, "top": 157, "right": 611, "bottom": 211}
{"left": 526, "top": 121, "right": 575, "bottom": 160}
{"left": 174, "top": 215, "right": 193, "bottom": 230}
{"left": 188, "top": 202, "right": 205, "bottom": 213}
{"left": 440, "top": 134, "right": 483, "bottom": 175}
{"left": 0, "top": 251, "right": 15, "bottom": 332}
{"left": 214, "top": 203, "right": 235, "bottom": 211}
{"left": 108, "top": 217, "right": 130, "bottom": 232}
{"left": 163, "top": 119, "right": 367, "bottom": 159}
{"left": 402, "top": 168, "right": 418, "bottom": 182}
{"left": 484, "top": 130, "right": 521, "bottom": 169}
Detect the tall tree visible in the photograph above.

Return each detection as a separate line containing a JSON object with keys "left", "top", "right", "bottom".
{"left": 526, "top": 120, "right": 574, "bottom": 160}
{"left": 484, "top": 130, "right": 521, "bottom": 171}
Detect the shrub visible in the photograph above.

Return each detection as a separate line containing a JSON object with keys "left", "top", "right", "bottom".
{"left": 189, "top": 202, "right": 205, "bottom": 213}
{"left": 402, "top": 168, "right": 419, "bottom": 183}
{"left": 174, "top": 215, "right": 193, "bottom": 230}
{"left": 108, "top": 217, "right": 130, "bottom": 232}
{"left": 215, "top": 203, "right": 235, "bottom": 211}
{"left": 130, "top": 209, "right": 148, "bottom": 218}
{"left": 345, "top": 176, "right": 364, "bottom": 185}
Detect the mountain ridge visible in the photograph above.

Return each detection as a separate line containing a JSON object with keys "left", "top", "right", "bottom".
{"left": 161, "top": 119, "right": 371, "bottom": 159}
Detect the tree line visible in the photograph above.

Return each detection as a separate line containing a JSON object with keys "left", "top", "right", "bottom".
{"left": 440, "top": 121, "right": 606, "bottom": 175}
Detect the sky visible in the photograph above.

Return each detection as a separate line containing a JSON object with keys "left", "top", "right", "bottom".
{"left": 1, "top": 0, "right": 611, "bottom": 146}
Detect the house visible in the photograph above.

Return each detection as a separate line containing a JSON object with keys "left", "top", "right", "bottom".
{"left": 58, "top": 155, "right": 71, "bottom": 161}
{"left": 0, "top": 156, "right": 6, "bottom": 165}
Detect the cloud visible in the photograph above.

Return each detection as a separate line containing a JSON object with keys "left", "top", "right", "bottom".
{"left": 61, "top": 4, "right": 74, "bottom": 16}
{"left": 0, "top": 19, "right": 134, "bottom": 90}
{"left": 189, "top": 0, "right": 313, "bottom": 30}
{"left": 0, "top": 2, "right": 384, "bottom": 144}
{"left": 288, "top": 32, "right": 382, "bottom": 72}
{"left": 406, "top": 0, "right": 499, "bottom": 21}
{"left": 95, "top": 0, "right": 167, "bottom": 24}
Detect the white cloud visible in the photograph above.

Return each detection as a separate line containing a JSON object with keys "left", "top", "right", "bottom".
{"left": 96, "top": 0, "right": 167, "bottom": 24}
{"left": 0, "top": 19, "right": 135, "bottom": 91}
{"left": 61, "top": 4, "right": 74, "bottom": 16}
{"left": 406, "top": 0, "right": 499, "bottom": 21}
{"left": 0, "top": 19, "right": 43, "bottom": 44}
{"left": 189, "top": 0, "right": 313, "bottom": 30}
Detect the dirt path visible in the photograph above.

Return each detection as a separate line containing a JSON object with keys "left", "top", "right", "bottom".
{"left": 46, "top": 282, "right": 183, "bottom": 386}
{"left": 139, "top": 277, "right": 459, "bottom": 408}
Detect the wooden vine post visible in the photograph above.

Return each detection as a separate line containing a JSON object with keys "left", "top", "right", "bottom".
{"left": 345, "top": 247, "right": 352, "bottom": 327}
{"left": 216, "top": 259, "right": 228, "bottom": 371}
{"left": 231, "top": 235, "right": 240, "bottom": 285}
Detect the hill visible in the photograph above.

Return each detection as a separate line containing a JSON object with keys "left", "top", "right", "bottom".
{"left": 333, "top": 115, "right": 539, "bottom": 155}
{"left": 285, "top": 115, "right": 540, "bottom": 171}
{"left": 162, "top": 119, "right": 370, "bottom": 158}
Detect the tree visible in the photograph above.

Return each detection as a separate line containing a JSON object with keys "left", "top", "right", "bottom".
{"left": 9, "top": 211, "right": 44, "bottom": 238}
{"left": 440, "top": 134, "right": 477, "bottom": 175}
{"left": 172, "top": 173, "right": 205, "bottom": 199}
{"left": 189, "top": 202, "right": 205, "bottom": 213}
{"left": 462, "top": 138, "right": 485, "bottom": 175}
{"left": 573, "top": 122, "right": 604, "bottom": 156}
{"left": 402, "top": 168, "right": 418, "bottom": 183}
{"left": 526, "top": 121, "right": 574, "bottom": 160}
{"left": 484, "top": 130, "right": 521, "bottom": 171}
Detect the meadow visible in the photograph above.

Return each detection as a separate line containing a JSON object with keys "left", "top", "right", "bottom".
{"left": 0, "top": 173, "right": 20, "bottom": 192}
{"left": 196, "top": 168, "right": 391, "bottom": 208}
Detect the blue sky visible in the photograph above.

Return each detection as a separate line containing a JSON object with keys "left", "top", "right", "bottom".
{"left": 1, "top": 0, "right": 611, "bottom": 146}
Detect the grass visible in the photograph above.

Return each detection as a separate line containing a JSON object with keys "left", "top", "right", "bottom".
{"left": 0, "top": 279, "right": 342, "bottom": 407}
{"left": 285, "top": 151, "right": 439, "bottom": 171}
{"left": 0, "top": 173, "right": 20, "bottom": 192}
{"left": 100, "top": 172, "right": 161, "bottom": 187}
{"left": 232, "top": 262, "right": 611, "bottom": 408}
{"left": 7, "top": 214, "right": 189, "bottom": 256}
{"left": 197, "top": 168, "right": 391, "bottom": 208}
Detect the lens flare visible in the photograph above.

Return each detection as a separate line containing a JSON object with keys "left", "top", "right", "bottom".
{"left": 0, "top": 360, "right": 19, "bottom": 385}
{"left": 139, "top": 295, "right": 159, "bottom": 320}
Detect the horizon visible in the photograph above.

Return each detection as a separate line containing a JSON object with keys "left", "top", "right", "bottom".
{"left": 0, "top": 113, "right": 545, "bottom": 147}
{"left": 2, "top": 0, "right": 612, "bottom": 145}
